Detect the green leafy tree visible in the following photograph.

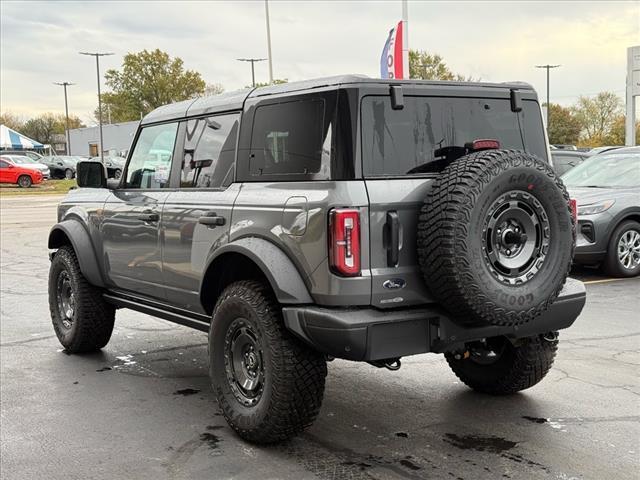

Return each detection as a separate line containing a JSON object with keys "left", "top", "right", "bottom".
{"left": 605, "top": 114, "right": 639, "bottom": 146}
{"left": 545, "top": 103, "right": 583, "bottom": 145}
{"left": 99, "top": 49, "right": 206, "bottom": 123}
{"left": 571, "top": 92, "right": 623, "bottom": 147}
{"left": 21, "top": 113, "right": 84, "bottom": 144}
{"left": 203, "top": 83, "right": 225, "bottom": 97}
{"left": 409, "top": 50, "right": 475, "bottom": 81}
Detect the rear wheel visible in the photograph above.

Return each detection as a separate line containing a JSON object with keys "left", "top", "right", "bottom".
{"left": 114, "top": 169, "right": 122, "bottom": 179}
{"left": 48, "top": 245, "right": 115, "bottom": 353}
{"left": 445, "top": 334, "right": 558, "bottom": 395}
{"left": 603, "top": 220, "right": 640, "bottom": 277}
{"left": 17, "top": 175, "right": 32, "bottom": 188}
{"left": 209, "top": 280, "right": 327, "bottom": 444}
{"left": 64, "top": 168, "right": 74, "bottom": 179}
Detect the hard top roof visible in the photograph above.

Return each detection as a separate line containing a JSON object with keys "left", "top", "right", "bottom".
{"left": 141, "top": 74, "right": 535, "bottom": 125}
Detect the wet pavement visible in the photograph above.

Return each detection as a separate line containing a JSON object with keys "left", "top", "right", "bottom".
{"left": 1, "top": 195, "right": 639, "bottom": 480}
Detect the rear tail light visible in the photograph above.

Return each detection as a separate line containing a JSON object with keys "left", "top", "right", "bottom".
{"left": 329, "top": 208, "right": 361, "bottom": 277}
{"left": 569, "top": 199, "right": 577, "bottom": 223}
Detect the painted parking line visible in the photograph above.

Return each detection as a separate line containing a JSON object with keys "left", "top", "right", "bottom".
{"left": 583, "top": 278, "right": 640, "bottom": 285}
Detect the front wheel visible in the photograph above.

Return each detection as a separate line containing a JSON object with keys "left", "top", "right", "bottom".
{"left": 17, "top": 175, "right": 32, "bottom": 188}
{"left": 64, "top": 168, "right": 74, "bottom": 179}
{"left": 209, "top": 280, "right": 327, "bottom": 444}
{"left": 114, "top": 169, "right": 122, "bottom": 179}
{"left": 603, "top": 220, "right": 640, "bottom": 277}
{"left": 48, "top": 245, "right": 115, "bottom": 353}
{"left": 445, "top": 334, "right": 558, "bottom": 395}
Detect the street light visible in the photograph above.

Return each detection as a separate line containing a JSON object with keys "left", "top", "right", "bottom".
{"left": 264, "top": 0, "right": 274, "bottom": 84}
{"left": 535, "top": 64, "right": 561, "bottom": 127}
{"left": 53, "top": 82, "right": 75, "bottom": 154}
{"left": 79, "top": 51, "right": 114, "bottom": 161}
{"left": 237, "top": 58, "right": 267, "bottom": 87}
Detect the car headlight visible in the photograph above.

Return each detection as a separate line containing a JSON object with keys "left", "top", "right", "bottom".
{"left": 577, "top": 199, "right": 615, "bottom": 216}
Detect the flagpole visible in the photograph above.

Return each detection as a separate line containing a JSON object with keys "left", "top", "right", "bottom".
{"left": 402, "top": 0, "right": 409, "bottom": 79}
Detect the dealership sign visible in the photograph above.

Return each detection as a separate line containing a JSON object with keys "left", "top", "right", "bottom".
{"left": 380, "top": 21, "right": 404, "bottom": 79}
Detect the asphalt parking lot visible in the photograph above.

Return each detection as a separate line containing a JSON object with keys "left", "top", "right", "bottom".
{"left": 1, "top": 195, "right": 638, "bottom": 480}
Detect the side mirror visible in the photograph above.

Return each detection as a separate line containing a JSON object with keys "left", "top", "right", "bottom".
{"left": 76, "top": 161, "right": 107, "bottom": 188}
{"left": 7, "top": 164, "right": 15, "bottom": 169}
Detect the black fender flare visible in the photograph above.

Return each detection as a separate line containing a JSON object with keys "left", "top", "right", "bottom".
{"left": 202, "top": 237, "right": 313, "bottom": 305}
{"left": 48, "top": 220, "right": 105, "bottom": 288}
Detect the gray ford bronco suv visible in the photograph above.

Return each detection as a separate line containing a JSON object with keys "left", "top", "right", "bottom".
{"left": 48, "top": 75, "right": 586, "bottom": 444}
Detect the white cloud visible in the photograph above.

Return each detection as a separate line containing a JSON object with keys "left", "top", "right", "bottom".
{"left": 1, "top": 0, "right": 638, "bottom": 121}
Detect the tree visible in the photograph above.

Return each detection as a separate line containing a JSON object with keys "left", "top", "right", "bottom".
{"left": 99, "top": 49, "right": 206, "bottom": 123}
{"left": 409, "top": 50, "right": 474, "bottom": 81}
{"left": 0, "top": 111, "right": 25, "bottom": 132}
{"left": 606, "top": 114, "right": 640, "bottom": 146}
{"left": 545, "top": 103, "right": 582, "bottom": 145}
{"left": 21, "top": 113, "right": 84, "bottom": 145}
{"left": 202, "top": 83, "right": 225, "bottom": 97}
{"left": 571, "top": 92, "right": 623, "bottom": 146}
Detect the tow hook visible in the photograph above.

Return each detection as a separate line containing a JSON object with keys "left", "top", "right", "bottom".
{"left": 542, "top": 331, "right": 559, "bottom": 342}
{"left": 452, "top": 350, "right": 470, "bottom": 361}
{"left": 368, "top": 358, "right": 402, "bottom": 371}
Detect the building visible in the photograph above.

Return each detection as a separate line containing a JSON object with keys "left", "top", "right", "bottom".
{"left": 68, "top": 120, "right": 139, "bottom": 157}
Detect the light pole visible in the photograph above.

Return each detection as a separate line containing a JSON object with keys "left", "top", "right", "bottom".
{"left": 535, "top": 64, "right": 561, "bottom": 127}
{"left": 237, "top": 58, "right": 267, "bottom": 87}
{"left": 264, "top": 0, "right": 274, "bottom": 84}
{"left": 79, "top": 51, "right": 114, "bottom": 161}
{"left": 53, "top": 81, "right": 75, "bottom": 154}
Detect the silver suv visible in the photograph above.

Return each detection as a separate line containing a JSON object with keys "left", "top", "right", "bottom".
{"left": 48, "top": 76, "right": 586, "bottom": 443}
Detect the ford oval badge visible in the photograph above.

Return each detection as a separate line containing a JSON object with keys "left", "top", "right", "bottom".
{"left": 383, "top": 278, "right": 406, "bottom": 290}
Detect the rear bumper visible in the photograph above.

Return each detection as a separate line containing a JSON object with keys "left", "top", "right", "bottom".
{"left": 283, "top": 278, "right": 586, "bottom": 361}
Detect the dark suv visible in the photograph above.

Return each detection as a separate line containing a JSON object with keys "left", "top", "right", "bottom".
{"left": 48, "top": 76, "right": 585, "bottom": 444}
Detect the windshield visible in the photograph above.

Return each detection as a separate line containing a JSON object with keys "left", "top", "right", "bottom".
{"left": 561, "top": 152, "right": 640, "bottom": 188}
{"left": 10, "top": 156, "right": 36, "bottom": 165}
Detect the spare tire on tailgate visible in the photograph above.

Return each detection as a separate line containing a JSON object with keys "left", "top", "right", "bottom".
{"left": 417, "top": 149, "right": 575, "bottom": 327}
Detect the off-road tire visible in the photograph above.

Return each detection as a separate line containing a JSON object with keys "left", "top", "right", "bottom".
{"left": 603, "top": 220, "right": 640, "bottom": 278}
{"left": 48, "top": 245, "right": 115, "bottom": 353}
{"left": 445, "top": 334, "right": 559, "bottom": 395}
{"left": 17, "top": 175, "right": 32, "bottom": 188}
{"left": 209, "top": 280, "right": 327, "bottom": 444}
{"left": 417, "top": 149, "right": 575, "bottom": 327}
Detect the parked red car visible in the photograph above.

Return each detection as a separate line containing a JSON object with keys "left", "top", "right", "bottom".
{"left": 0, "top": 156, "right": 44, "bottom": 187}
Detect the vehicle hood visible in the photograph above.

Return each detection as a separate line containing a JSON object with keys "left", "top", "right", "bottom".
{"left": 20, "top": 162, "right": 49, "bottom": 171}
{"left": 568, "top": 186, "right": 640, "bottom": 206}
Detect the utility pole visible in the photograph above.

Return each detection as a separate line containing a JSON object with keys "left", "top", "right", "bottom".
{"left": 53, "top": 81, "right": 75, "bottom": 154}
{"left": 237, "top": 58, "right": 267, "bottom": 87}
{"left": 79, "top": 51, "right": 114, "bottom": 162}
{"left": 535, "top": 64, "right": 561, "bottom": 127}
{"left": 265, "top": 0, "right": 274, "bottom": 84}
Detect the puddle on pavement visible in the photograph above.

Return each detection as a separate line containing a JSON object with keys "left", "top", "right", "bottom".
{"left": 443, "top": 433, "right": 517, "bottom": 453}
{"left": 200, "top": 432, "right": 221, "bottom": 450}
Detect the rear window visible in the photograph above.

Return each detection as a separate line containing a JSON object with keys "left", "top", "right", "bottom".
{"left": 361, "top": 96, "right": 547, "bottom": 177}
{"left": 249, "top": 98, "right": 331, "bottom": 178}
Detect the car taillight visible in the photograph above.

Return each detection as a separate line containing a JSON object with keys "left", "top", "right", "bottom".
{"left": 329, "top": 208, "right": 361, "bottom": 277}
{"left": 569, "top": 199, "right": 577, "bottom": 223}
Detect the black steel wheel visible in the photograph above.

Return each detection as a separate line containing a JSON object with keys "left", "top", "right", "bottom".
{"left": 49, "top": 245, "right": 115, "bottom": 353}
{"left": 209, "top": 280, "right": 327, "bottom": 444}
{"left": 417, "top": 149, "right": 575, "bottom": 327}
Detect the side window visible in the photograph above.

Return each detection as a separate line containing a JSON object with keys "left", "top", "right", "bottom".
{"left": 124, "top": 122, "right": 178, "bottom": 189}
{"left": 181, "top": 113, "right": 240, "bottom": 188}
{"left": 0, "top": 160, "right": 8, "bottom": 169}
{"left": 249, "top": 99, "right": 330, "bottom": 178}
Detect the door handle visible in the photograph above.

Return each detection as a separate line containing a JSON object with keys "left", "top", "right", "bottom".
{"left": 198, "top": 213, "right": 226, "bottom": 227}
{"left": 138, "top": 211, "right": 159, "bottom": 222}
{"left": 385, "top": 211, "right": 400, "bottom": 267}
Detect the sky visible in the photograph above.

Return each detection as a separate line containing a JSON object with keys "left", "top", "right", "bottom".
{"left": 1, "top": 0, "right": 638, "bottom": 126}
